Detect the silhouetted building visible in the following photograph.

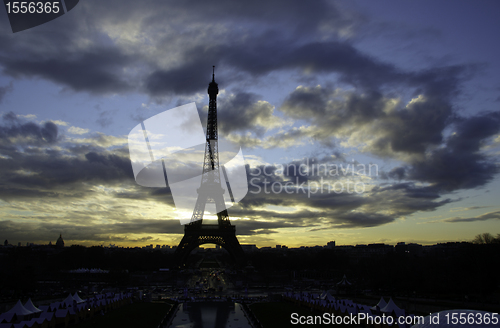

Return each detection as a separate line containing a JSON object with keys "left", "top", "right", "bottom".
{"left": 395, "top": 242, "right": 423, "bottom": 256}
{"left": 241, "top": 244, "right": 257, "bottom": 252}
{"left": 56, "top": 234, "right": 64, "bottom": 248}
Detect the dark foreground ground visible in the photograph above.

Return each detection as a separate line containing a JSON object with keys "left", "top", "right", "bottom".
{"left": 72, "top": 302, "right": 171, "bottom": 328}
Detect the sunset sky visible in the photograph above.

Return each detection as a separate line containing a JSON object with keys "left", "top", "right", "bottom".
{"left": 1, "top": 0, "right": 499, "bottom": 248}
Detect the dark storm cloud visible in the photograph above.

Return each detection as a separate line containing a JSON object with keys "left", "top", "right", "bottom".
{"left": 0, "top": 0, "right": 358, "bottom": 96}
{"left": 136, "top": 0, "right": 360, "bottom": 94}
{"left": 373, "top": 183, "right": 441, "bottom": 200}
{"left": 236, "top": 40, "right": 400, "bottom": 88}
{"left": 2, "top": 111, "right": 17, "bottom": 122}
{"left": 190, "top": 91, "right": 279, "bottom": 138}
{"left": 381, "top": 96, "right": 452, "bottom": 154}
{"left": 170, "top": 0, "right": 345, "bottom": 34}
{"left": 447, "top": 112, "right": 500, "bottom": 152}
{"left": 0, "top": 118, "right": 135, "bottom": 201}
{"left": 0, "top": 117, "right": 181, "bottom": 243}
{"left": 230, "top": 206, "right": 395, "bottom": 230}
{"left": 84, "top": 0, "right": 346, "bottom": 37}
{"left": 0, "top": 82, "right": 13, "bottom": 103}
{"left": 398, "top": 111, "right": 500, "bottom": 191}
{"left": 0, "top": 149, "right": 133, "bottom": 194}
{"left": 278, "top": 60, "right": 499, "bottom": 194}
{"left": 143, "top": 38, "right": 405, "bottom": 96}
{"left": 329, "top": 212, "right": 394, "bottom": 228}
{"left": 0, "top": 118, "right": 463, "bottom": 240}
{"left": 217, "top": 92, "right": 278, "bottom": 136}
{"left": 0, "top": 112, "right": 59, "bottom": 145}
{"left": 143, "top": 27, "right": 474, "bottom": 96}
{"left": 235, "top": 182, "right": 445, "bottom": 228}
{"left": 232, "top": 204, "right": 396, "bottom": 231}
{"left": 145, "top": 64, "right": 210, "bottom": 96}
{"left": 280, "top": 86, "right": 455, "bottom": 155}
{"left": 232, "top": 160, "right": 449, "bottom": 229}
{"left": 230, "top": 206, "right": 328, "bottom": 226}
{"left": 1, "top": 47, "right": 134, "bottom": 94}
{"left": 368, "top": 183, "right": 452, "bottom": 213}
{"left": 444, "top": 211, "right": 500, "bottom": 223}
{"left": 226, "top": 219, "right": 300, "bottom": 235}
{"left": 0, "top": 0, "right": 473, "bottom": 107}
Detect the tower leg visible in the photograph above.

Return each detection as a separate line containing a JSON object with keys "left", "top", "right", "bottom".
{"left": 175, "top": 225, "right": 246, "bottom": 267}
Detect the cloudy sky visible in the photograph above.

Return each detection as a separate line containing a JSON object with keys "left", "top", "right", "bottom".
{"left": 1, "top": 0, "right": 499, "bottom": 248}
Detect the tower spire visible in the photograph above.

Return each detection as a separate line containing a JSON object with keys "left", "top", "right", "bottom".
{"left": 212, "top": 65, "right": 215, "bottom": 82}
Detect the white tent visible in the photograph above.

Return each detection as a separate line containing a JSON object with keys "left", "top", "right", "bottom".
{"left": 23, "top": 299, "right": 41, "bottom": 314}
{"left": 6, "top": 300, "right": 32, "bottom": 316}
{"left": 336, "top": 274, "right": 352, "bottom": 286}
{"left": 63, "top": 294, "right": 75, "bottom": 307}
{"left": 320, "top": 290, "right": 336, "bottom": 302}
{"left": 380, "top": 298, "right": 402, "bottom": 313}
{"left": 72, "top": 292, "right": 85, "bottom": 304}
{"left": 370, "top": 296, "right": 387, "bottom": 311}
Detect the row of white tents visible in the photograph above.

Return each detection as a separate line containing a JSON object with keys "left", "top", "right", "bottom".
{"left": 0, "top": 292, "right": 132, "bottom": 328}
{"left": 285, "top": 291, "right": 499, "bottom": 328}
{"left": 284, "top": 291, "right": 412, "bottom": 328}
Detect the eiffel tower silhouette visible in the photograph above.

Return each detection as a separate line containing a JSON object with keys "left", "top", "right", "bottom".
{"left": 175, "top": 67, "right": 246, "bottom": 266}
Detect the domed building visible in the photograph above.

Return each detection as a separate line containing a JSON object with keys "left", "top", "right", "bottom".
{"left": 56, "top": 234, "right": 64, "bottom": 248}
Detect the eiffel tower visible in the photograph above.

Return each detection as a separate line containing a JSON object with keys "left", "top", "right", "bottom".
{"left": 175, "top": 67, "right": 246, "bottom": 266}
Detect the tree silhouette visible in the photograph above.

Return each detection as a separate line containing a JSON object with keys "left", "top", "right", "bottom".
{"left": 472, "top": 232, "right": 499, "bottom": 244}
